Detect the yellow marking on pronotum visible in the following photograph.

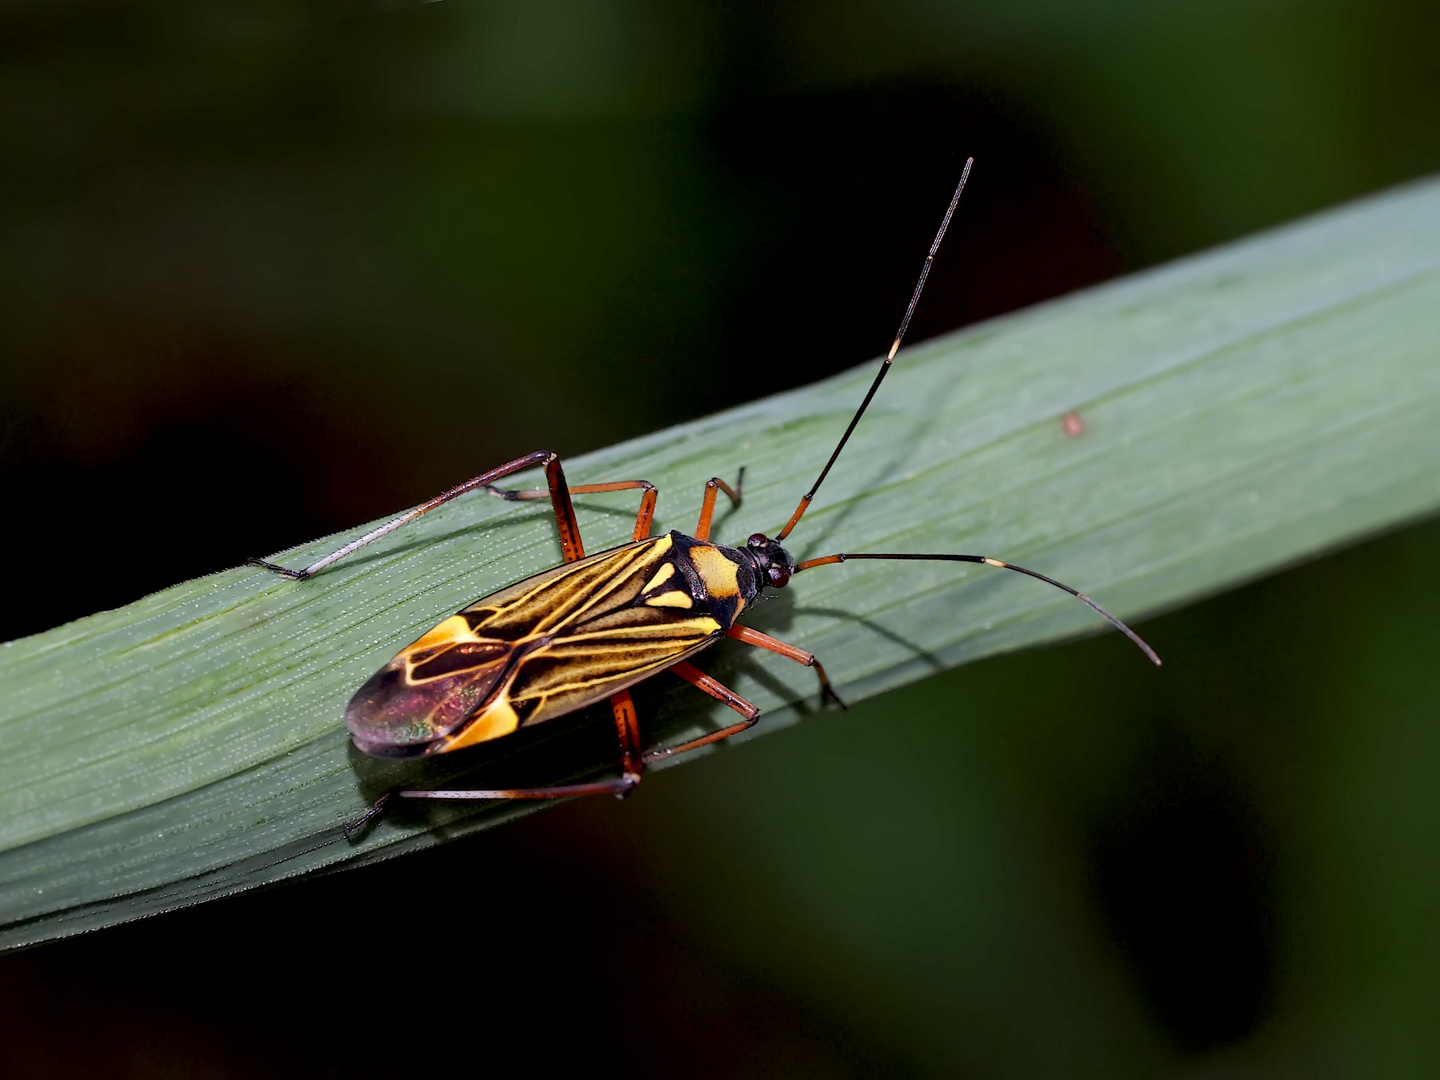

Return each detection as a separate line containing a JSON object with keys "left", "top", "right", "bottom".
{"left": 644, "top": 590, "right": 694, "bottom": 608}
{"left": 689, "top": 545, "right": 740, "bottom": 599}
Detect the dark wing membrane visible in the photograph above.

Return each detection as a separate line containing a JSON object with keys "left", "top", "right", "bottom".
{"left": 345, "top": 536, "right": 721, "bottom": 756}
{"left": 345, "top": 618, "right": 517, "bottom": 756}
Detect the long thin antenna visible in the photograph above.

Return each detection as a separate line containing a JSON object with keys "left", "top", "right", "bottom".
{"left": 792, "top": 551, "right": 1161, "bottom": 666}
{"left": 775, "top": 156, "right": 974, "bottom": 541}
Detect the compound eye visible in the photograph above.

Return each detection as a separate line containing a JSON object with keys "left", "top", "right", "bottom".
{"left": 767, "top": 565, "right": 790, "bottom": 588}
{"left": 748, "top": 533, "right": 768, "bottom": 547}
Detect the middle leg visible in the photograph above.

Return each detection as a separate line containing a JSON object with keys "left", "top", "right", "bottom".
{"left": 725, "top": 625, "right": 846, "bottom": 709}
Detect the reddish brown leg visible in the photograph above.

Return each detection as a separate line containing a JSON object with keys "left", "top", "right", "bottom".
{"left": 694, "top": 468, "right": 745, "bottom": 542}
{"left": 249, "top": 449, "right": 587, "bottom": 578}
{"left": 725, "top": 625, "right": 846, "bottom": 709}
{"left": 484, "top": 478, "right": 657, "bottom": 544}
{"left": 644, "top": 661, "right": 761, "bottom": 764}
{"left": 543, "top": 456, "right": 585, "bottom": 562}
{"left": 396, "top": 691, "right": 644, "bottom": 805}
{"left": 610, "top": 688, "right": 644, "bottom": 782}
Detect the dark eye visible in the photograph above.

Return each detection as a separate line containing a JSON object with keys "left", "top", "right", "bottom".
{"left": 748, "top": 533, "right": 768, "bottom": 547}
{"left": 767, "top": 565, "right": 790, "bottom": 588}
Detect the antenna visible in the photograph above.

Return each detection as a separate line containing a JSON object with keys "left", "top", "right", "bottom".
{"left": 792, "top": 552, "right": 1161, "bottom": 666}
{"left": 775, "top": 156, "right": 974, "bottom": 541}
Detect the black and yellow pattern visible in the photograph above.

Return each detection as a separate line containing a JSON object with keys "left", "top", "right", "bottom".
{"left": 345, "top": 532, "right": 760, "bottom": 756}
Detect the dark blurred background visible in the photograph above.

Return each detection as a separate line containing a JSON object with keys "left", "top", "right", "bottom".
{"left": 2, "top": 1, "right": 1439, "bottom": 1076}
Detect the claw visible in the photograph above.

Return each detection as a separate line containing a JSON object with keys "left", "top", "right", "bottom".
{"left": 247, "top": 557, "right": 308, "bottom": 580}
{"left": 342, "top": 793, "right": 392, "bottom": 840}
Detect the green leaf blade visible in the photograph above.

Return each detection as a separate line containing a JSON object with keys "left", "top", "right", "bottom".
{"left": 3, "top": 176, "right": 1440, "bottom": 948}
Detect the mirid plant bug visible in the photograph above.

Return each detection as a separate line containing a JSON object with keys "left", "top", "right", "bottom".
{"left": 251, "top": 158, "right": 1159, "bottom": 830}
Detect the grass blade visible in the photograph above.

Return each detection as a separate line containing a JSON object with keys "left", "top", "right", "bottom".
{"left": 3, "top": 176, "right": 1440, "bottom": 948}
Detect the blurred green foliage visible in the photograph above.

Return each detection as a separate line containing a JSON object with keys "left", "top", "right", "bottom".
{"left": 1, "top": 0, "right": 1438, "bottom": 1077}
{"left": 3, "top": 0, "right": 1436, "bottom": 484}
{"left": 619, "top": 514, "right": 1440, "bottom": 1074}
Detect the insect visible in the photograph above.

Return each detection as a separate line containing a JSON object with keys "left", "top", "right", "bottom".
{"left": 251, "top": 158, "right": 1159, "bottom": 828}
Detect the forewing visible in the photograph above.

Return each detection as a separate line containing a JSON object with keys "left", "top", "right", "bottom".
{"left": 345, "top": 536, "right": 721, "bottom": 756}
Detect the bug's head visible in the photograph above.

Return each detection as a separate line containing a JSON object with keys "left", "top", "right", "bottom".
{"left": 746, "top": 533, "right": 795, "bottom": 590}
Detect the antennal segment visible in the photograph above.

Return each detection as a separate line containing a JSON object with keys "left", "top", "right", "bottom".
{"left": 775, "top": 156, "right": 974, "bottom": 541}
{"left": 792, "top": 550, "right": 1161, "bottom": 666}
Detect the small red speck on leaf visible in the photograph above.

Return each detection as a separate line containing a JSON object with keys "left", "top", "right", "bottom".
{"left": 1062, "top": 411, "right": 1085, "bottom": 438}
